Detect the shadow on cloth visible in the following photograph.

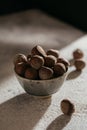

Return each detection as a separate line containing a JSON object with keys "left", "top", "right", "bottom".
{"left": 47, "top": 114, "right": 71, "bottom": 130}
{"left": 67, "top": 70, "right": 81, "bottom": 80}
{"left": 0, "top": 93, "right": 51, "bottom": 130}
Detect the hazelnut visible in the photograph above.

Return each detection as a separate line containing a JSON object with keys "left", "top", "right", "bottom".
{"left": 25, "top": 68, "right": 38, "bottom": 80}
{"left": 74, "top": 59, "right": 86, "bottom": 70}
{"left": 54, "top": 63, "right": 66, "bottom": 76}
{"left": 15, "top": 62, "right": 26, "bottom": 76}
{"left": 60, "top": 99, "right": 75, "bottom": 115}
{"left": 57, "top": 58, "right": 70, "bottom": 67}
{"left": 39, "top": 66, "right": 53, "bottom": 80}
{"left": 30, "top": 55, "right": 44, "bottom": 70}
{"left": 31, "top": 45, "right": 47, "bottom": 57}
{"left": 73, "top": 49, "right": 84, "bottom": 59}
{"left": 47, "top": 49, "right": 59, "bottom": 58}
{"left": 14, "top": 54, "right": 27, "bottom": 65}
{"left": 45, "top": 55, "right": 57, "bottom": 67}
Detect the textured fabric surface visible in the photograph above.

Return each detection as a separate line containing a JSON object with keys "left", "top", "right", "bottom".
{"left": 0, "top": 10, "right": 86, "bottom": 130}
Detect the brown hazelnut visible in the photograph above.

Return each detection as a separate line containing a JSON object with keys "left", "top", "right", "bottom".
{"left": 54, "top": 63, "right": 66, "bottom": 76}
{"left": 15, "top": 62, "right": 26, "bottom": 76}
{"left": 73, "top": 49, "right": 84, "bottom": 59}
{"left": 57, "top": 58, "right": 70, "bottom": 67}
{"left": 47, "top": 49, "right": 59, "bottom": 58}
{"left": 39, "top": 66, "right": 53, "bottom": 80}
{"left": 25, "top": 68, "right": 38, "bottom": 80}
{"left": 74, "top": 59, "right": 86, "bottom": 70}
{"left": 45, "top": 55, "right": 57, "bottom": 67}
{"left": 60, "top": 99, "right": 75, "bottom": 115}
{"left": 30, "top": 55, "right": 44, "bottom": 70}
{"left": 31, "top": 45, "right": 47, "bottom": 57}
{"left": 14, "top": 54, "right": 27, "bottom": 65}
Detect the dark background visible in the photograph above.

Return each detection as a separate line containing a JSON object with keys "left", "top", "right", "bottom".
{"left": 0, "top": 0, "right": 87, "bottom": 31}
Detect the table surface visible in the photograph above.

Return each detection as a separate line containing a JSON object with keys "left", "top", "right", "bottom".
{"left": 0, "top": 10, "right": 87, "bottom": 130}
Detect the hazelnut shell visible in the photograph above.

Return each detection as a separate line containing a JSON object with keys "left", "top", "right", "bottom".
{"left": 47, "top": 49, "right": 59, "bottom": 58}
{"left": 39, "top": 66, "right": 53, "bottom": 80}
{"left": 25, "top": 68, "right": 38, "bottom": 80}
{"left": 30, "top": 55, "right": 44, "bottom": 70}
{"left": 31, "top": 45, "right": 46, "bottom": 57}
{"left": 15, "top": 62, "right": 27, "bottom": 76}
{"left": 45, "top": 55, "right": 57, "bottom": 67}
{"left": 14, "top": 54, "right": 27, "bottom": 65}
{"left": 74, "top": 59, "right": 86, "bottom": 70}
{"left": 57, "top": 58, "right": 70, "bottom": 67}
{"left": 54, "top": 63, "right": 66, "bottom": 76}
{"left": 61, "top": 99, "right": 75, "bottom": 115}
{"left": 73, "top": 49, "right": 84, "bottom": 59}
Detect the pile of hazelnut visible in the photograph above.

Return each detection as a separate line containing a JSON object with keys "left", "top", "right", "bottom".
{"left": 14, "top": 45, "right": 70, "bottom": 80}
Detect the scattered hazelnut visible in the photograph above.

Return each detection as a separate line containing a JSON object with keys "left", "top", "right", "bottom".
{"left": 39, "top": 66, "right": 53, "bottom": 80}
{"left": 15, "top": 62, "right": 27, "bottom": 76}
{"left": 45, "top": 55, "right": 57, "bottom": 67}
{"left": 31, "top": 45, "right": 47, "bottom": 57}
{"left": 74, "top": 59, "right": 86, "bottom": 70}
{"left": 73, "top": 49, "right": 84, "bottom": 59}
{"left": 60, "top": 99, "right": 75, "bottom": 115}
{"left": 47, "top": 49, "right": 59, "bottom": 58}
{"left": 54, "top": 63, "right": 66, "bottom": 76}
{"left": 30, "top": 55, "right": 44, "bottom": 70}
{"left": 14, "top": 54, "right": 27, "bottom": 65}
{"left": 25, "top": 68, "right": 38, "bottom": 80}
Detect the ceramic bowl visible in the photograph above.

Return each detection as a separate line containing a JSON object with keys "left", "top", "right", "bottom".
{"left": 15, "top": 71, "right": 67, "bottom": 97}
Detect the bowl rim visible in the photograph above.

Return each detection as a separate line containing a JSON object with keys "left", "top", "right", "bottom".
{"left": 14, "top": 69, "right": 68, "bottom": 83}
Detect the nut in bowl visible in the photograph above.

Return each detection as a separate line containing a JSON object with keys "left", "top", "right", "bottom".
{"left": 14, "top": 45, "right": 69, "bottom": 97}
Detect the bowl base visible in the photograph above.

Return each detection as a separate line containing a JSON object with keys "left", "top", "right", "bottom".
{"left": 27, "top": 92, "right": 52, "bottom": 99}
